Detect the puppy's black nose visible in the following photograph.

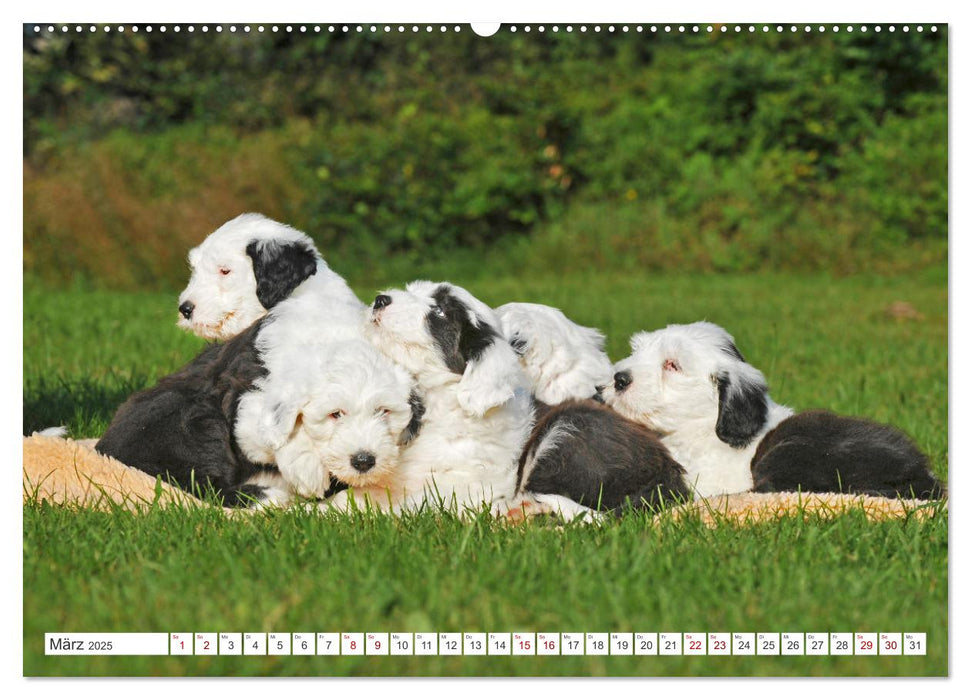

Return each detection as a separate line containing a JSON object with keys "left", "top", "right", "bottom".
{"left": 178, "top": 301, "right": 195, "bottom": 320}
{"left": 350, "top": 451, "right": 377, "bottom": 473}
{"left": 614, "top": 371, "right": 632, "bottom": 392}
{"left": 373, "top": 295, "right": 392, "bottom": 310}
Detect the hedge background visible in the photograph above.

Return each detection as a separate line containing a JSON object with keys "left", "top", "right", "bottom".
{"left": 23, "top": 25, "right": 947, "bottom": 290}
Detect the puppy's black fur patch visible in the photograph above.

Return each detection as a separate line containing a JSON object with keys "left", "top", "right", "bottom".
{"left": 751, "top": 410, "right": 945, "bottom": 499}
{"left": 96, "top": 320, "right": 311, "bottom": 506}
{"left": 714, "top": 372, "right": 769, "bottom": 448}
{"left": 246, "top": 239, "right": 318, "bottom": 310}
{"left": 400, "top": 390, "right": 426, "bottom": 445}
{"left": 519, "top": 400, "right": 691, "bottom": 512}
{"left": 426, "top": 285, "right": 501, "bottom": 374}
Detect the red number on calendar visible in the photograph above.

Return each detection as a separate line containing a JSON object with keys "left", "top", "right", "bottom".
{"left": 887, "top": 641, "right": 897, "bottom": 650}
{"left": 713, "top": 640, "right": 726, "bottom": 651}
{"left": 544, "top": 640, "right": 555, "bottom": 650}
{"left": 374, "top": 641, "right": 381, "bottom": 650}
{"left": 689, "top": 640, "right": 701, "bottom": 650}
{"left": 351, "top": 641, "right": 357, "bottom": 650}
{"left": 861, "top": 640, "right": 873, "bottom": 650}
{"left": 203, "top": 641, "right": 210, "bottom": 650}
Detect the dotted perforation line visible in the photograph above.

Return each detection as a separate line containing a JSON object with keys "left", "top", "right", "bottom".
{"left": 30, "top": 24, "right": 940, "bottom": 35}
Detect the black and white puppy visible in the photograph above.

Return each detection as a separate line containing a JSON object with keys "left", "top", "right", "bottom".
{"left": 601, "top": 321, "right": 945, "bottom": 500}
{"left": 97, "top": 217, "right": 373, "bottom": 506}
{"left": 517, "top": 399, "right": 691, "bottom": 513}
{"left": 177, "top": 213, "right": 363, "bottom": 341}
{"left": 361, "top": 281, "right": 534, "bottom": 515}
{"left": 95, "top": 320, "right": 288, "bottom": 506}
{"left": 496, "top": 303, "right": 614, "bottom": 405}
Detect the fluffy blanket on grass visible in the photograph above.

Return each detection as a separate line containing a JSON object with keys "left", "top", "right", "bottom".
{"left": 23, "top": 434, "right": 945, "bottom": 523}
{"left": 23, "top": 434, "right": 208, "bottom": 510}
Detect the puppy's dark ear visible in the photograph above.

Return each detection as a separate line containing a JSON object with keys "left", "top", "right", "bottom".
{"left": 246, "top": 239, "right": 318, "bottom": 309}
{"left": 715, "top": 372, "right": 768, "bottom": 448}
{"left": 398, "top": 390, "right": 426, "bottom": 445}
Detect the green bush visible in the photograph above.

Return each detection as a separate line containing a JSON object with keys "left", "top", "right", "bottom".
{"left": 23, "top": 26, "right": 948, "bottom": 287}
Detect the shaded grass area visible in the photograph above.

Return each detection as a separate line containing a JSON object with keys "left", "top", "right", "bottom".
{"left": 23, "top": 501, "right": 947, "bottom": 676}
{"left": 22, "top": 270, "right": 947, "bottom": 676}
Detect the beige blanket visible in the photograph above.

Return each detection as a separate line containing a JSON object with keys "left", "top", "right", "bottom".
{"left": 23, "top": 435, "right": 944, "bottom": 523}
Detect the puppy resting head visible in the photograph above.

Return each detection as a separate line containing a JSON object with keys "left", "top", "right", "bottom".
{"left": 239, "top": 340, "right": 423, "bottom": 497}
{"left": 602, "top": 321, "right": 770, "bottom": 449}
{"left": 178, "top": 213, "right": 319, "bottom": 341}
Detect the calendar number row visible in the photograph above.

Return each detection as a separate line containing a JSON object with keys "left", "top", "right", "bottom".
{"left": 46, "top": 632, "right": 926, "bottom": 656}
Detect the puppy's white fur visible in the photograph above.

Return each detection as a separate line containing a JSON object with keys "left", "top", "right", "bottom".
{"left": 602, "top": 322, "right": 792, "bottom": 498}
{"left": 178, "top": 213, "right": 361, "bottom": 340}
{"left": 496, "top": 302, "right": 613, "bottom": 404}
{"left": 359, "top": 281, "right": 533, "bottom": 515}
{"left": 236, "top": 339, "right": 416, "bottom": 502}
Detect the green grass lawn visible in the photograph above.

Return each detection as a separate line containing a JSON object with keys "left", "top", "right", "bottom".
{"left": 22, "top": 270, "right": 948, "bottom": 676}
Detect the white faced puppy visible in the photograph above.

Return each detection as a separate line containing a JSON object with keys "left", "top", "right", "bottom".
{"left": 363, "top": 281, "right": 533, "bottom": 514}
{"left": 603, "top": 321, "right": 944, "bottom": 500}
{"left": 235, "top": 339, "right": 423, "bottom": 502}
{"left": 178, "top": 213, "right": 362, "bottom": 340}
{"left": 601, "top": 322, "right": 793, "bottom": 497}
{"left": 496, "top": 303, "right": 614, "bottom": 405}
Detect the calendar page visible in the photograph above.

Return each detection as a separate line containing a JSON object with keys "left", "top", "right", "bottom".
{"left": 22, "top": 15, "right": 948, "bottom": 679}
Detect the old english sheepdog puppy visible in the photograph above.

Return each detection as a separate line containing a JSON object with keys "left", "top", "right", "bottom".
{"left": 516, "top": 399, "right": 691, "bottom": 513}
{"left": 600, "top": 321, "right": 945, "bottom": 500}
{"left": 235, "top": 339, "right": 423, "bottom": 503}
{"left": 177, "top": 212, "right": 362, "bottom": 341}
{"left": 496, "top": 303, "right": 614, "bottom": 406}
{"left": 354, "top": 280, "right": 537, "bottom": 515}
{"left": 95, "top": 319, "right": 290, "bottom": 506}
{"left": 97, "top": 231, "right": 370, "bottom": 506}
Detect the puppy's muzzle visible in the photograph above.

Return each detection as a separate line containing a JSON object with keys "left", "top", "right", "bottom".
{"left": 350, "top": 451, "right": 377, "bottom": 473}
{"left": 373, "top": 295, "right": 392, "bottom": 310}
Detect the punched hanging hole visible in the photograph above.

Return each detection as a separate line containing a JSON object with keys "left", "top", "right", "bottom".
{"left": 470, "top": 23, "right": 501, "bottom": 37}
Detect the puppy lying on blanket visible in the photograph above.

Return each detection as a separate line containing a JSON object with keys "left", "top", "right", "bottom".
{"left": 96, "top": 216, "right": 368, "bottom": 506}
{"left": 602, "top": 321, "right": 945, "bottom": 500}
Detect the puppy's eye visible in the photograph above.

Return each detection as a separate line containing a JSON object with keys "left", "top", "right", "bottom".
{"left": 329, "top": 410, "right": 344, "bottom": 420}
{"left": 663, "top": 359, "right": 682, "bottom": 372}
{"left": 375, "top": 407, "right": 392, "bottom": 417}
{"left": 219, "top": 267, "right": 232, "bottom": 276}
{"left": 431, "top": 305, "right": 446, "bottom": 319}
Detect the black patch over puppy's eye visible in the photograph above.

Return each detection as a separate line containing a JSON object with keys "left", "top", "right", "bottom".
{"left": 425, "top": 285, "right": 500, "bottom": 374}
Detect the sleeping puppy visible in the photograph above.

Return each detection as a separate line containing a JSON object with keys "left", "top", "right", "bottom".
{"left": 359, "top": 281, "right": 534, "bottom": 515}
{"left": 496, "top": 303, "right": 613, "bottom": 405}
{"left": 235, "top": 339, "right": 423, "bottom": 503}
{"left": 177, "top": 212, "right": 363, "bottom": 341}
{"left": 517, "top": 399, "right": 691, "bottom": 513}
{"left": 601, "top": 321, "right": 944, "bottom": 500}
